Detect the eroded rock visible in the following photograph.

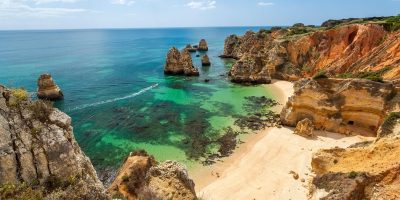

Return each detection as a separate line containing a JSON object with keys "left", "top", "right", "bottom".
{"left": 37, "top": 74, "right": 64, "bottom": 101}
{"left": 201, "top": 55, "right": 211, "bottom": 66}
{"left": 164, "top": 47, "right": 199, "bottom": 76}
{"left": 198, "top": 39, "right": 208, "bottom": 51}
{"left": 293, "top": 118, "right": 314, "bottom": 138}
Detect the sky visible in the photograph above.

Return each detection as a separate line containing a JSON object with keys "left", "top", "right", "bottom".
{"left": 0, "top": 0, "right": 399, "bottom": 30}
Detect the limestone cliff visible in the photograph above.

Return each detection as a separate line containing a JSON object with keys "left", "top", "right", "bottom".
{"left": 0, "top": 86, "right": 109, "bottom": 199}
{"left": 280, "top": 78, "right": 398, "bottom": 136}
{"left": 108, "top": 151, "right": 197, "bottom": 200}
{"left": 222, "top": 17, "right": 400, "bottom": 84}
{"left": 310, "top": 117, "right": 400, "bottom": 200}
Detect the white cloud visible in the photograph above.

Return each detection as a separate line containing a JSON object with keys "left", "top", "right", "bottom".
{"left": 258, "top": 2, "right": 274, "bottom": 6}
{"left": 33, "top": 0, "right": 79, "bottom": 4}
{"left": 0, "top": 0, "right": 86, "bottom": 18}
{"left": 111, "top": 0, "right": 135, "bottom": 6}
{"left": 186, "top": 1, "right": 216, "bottom": 10}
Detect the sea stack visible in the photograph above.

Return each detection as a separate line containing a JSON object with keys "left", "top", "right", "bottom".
{"left": 201, "top": 55, "right": 211, "bottom": 66}
{"left": 164, "top": 47, "right": 199, "bottom": 76}
{"left": 198, "top": 39, "right": 209, "bottom": 51}
{"left": 37, "top": 74, "right": 64, "bottom": 101}
{"left": 185, "top": 44, "right": 197, "bottom": 52}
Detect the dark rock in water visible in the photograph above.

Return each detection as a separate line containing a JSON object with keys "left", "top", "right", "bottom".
{"left": 37, "top": 74, "right": 64, "bottom": 101}
{"left": 198, "top": 39, "right": 208, "bottom": 51}
{"left": 196, "top": 54, "right": 200, "bottom": 57}
{"left": 204, "top": 79, "right": 210, "bottom": 83}
{"left": 193, "top": 45, "right": 199, "bottom": 49}
{"left": 201, "top": 55, "right": 211, "bottom": 66}
{"left": 185, "top": 44, "right": 197, "bottom": 52}
{"left": 164, "top": 47, "right": 199, "bottom": 76}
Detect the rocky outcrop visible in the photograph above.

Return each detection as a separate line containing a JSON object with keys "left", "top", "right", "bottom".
{"left": 108, "top": 151, "right": 196, "bottom": 200}
{"left": 184, "top": 44, "right": 197, "bottom": 52}
{"left": 37, "top": 74, "right": 64, "bottom": 101}
{"left": 198, "top": 39, "right": 208, "bottom": 51}
{"left": 164, "top": 47, "right": 199, "bottom": 76}
{"left": 281, "top": 78, "right": 397, "bottom": 136}
{"left": 310, "top": 137, "right": 400, "bottom": 200}
{"left": 293, "top": 118, "right": 314, "bottom": 138}
{"left": 201, "top": 55, "right": 211, "bottom": 66}
{"left": 222, "top": 20, "right": 400, "bottom": 84}
{"left": 0, "top": 86, "right": 109, "bottom": 199}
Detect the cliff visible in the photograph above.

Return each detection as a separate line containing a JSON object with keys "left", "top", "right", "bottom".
{"left": 0, "top": 85, "right": 109, "bottom": 199}
{"left": 222, "top": 17, "right": 400, "bottom": 84}
{"left": 164, "top": 47, "right": 199, "bottom": 76}
{"left": 280, "top": 78, "right": 398, "bottom": 136}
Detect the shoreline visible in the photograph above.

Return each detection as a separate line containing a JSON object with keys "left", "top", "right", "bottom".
{"left": 192, "top": 80, "right": 375, "bottom": 200}
{"left": 191, "top": 80, "right": 293, "bottom": 190}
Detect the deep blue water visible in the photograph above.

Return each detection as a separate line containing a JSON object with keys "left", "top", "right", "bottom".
{"left": 0, "top": 27, "right": 274, "bottom": 169}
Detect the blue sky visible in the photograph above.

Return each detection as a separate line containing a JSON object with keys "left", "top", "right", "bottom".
{"left": 0, "top": 0, "right": 398, "bottom": 30}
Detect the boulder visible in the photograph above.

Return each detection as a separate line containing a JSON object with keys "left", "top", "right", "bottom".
{"left": 37, "top": 74, "right": 64, "bottom": 101}
{"left": 108, "top": 151, "right": 197, "bottom": 200}
{"left": 201, "top": 55, "right": 211, "bottom": 66}
{"left": 198, "top": 39, "right": 208, "bottom": 51}
{"left": 293, "top": 118, "right": 314, "bottom": 138}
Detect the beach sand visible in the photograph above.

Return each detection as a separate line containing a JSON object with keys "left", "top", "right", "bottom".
{"left": 193, "top": 80, "right": 374, "bottom": 200}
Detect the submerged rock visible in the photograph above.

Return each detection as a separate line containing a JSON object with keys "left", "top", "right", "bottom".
{"left": 201, "top": 55, "right": 211, "bottom": 66}
{"left": 37, "top": 74, "right": 64, "bottom": 100}
{"left": 108, "top": 150, "right": 197, "bottom": 200}
{"left": 198, "top": 39, "right": 208, "bottom": 51}
{"left": 164, "top": 47, "right": 199, "bottom": 76}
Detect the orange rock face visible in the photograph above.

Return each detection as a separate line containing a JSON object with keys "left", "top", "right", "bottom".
{"left": 224, "top": 23, "right": 400, "bottom": 83}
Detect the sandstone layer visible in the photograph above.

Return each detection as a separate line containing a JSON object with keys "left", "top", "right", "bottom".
{"left": 108, "top": 151, "right": 197, "bottom": 200}
{"left": 37, "top": 74, "right": 64, "bottom": 101}
{"left": 222, "top": 18, "right": 400, "bottom": 84}
{"left": 280, "top": 78, "right": 397, "bottom": 136}
{"left": 164, "top": 47, "right": 199, "bottom": 76}
{"left": 0, "top": 86, "right": 109, "bottom": 199}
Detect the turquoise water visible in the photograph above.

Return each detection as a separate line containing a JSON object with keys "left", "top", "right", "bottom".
{"left": 0, "top": 27, "right": 274, "bottom": 170}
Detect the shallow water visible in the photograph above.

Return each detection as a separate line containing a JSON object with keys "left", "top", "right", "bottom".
{"left": 0, "top": 27, "right": 274, "bottom": 169}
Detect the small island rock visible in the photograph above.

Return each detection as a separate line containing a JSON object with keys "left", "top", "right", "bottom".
{"left": 201, "top": 55, "right": 211, "bottom": 66}
{"left": 198, "top": 39, "right": 209, "bottom": 51}
{"left": 164, "top": 47, "right": 199, "bottom": 76}
{"left": 185, "top": 44, "right": 197, "bottom": 52}
{"left": 37, "top": 74, "right": 64, "bottom": 101}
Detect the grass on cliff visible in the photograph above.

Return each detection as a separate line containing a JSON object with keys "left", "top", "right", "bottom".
{"left": 8, "top": 88, "right": 28, "bottom": 107}
{"left": 383, "top": 15, "right": 400, "bottom": 32}
{"left": 29, "top": 100, "right": 54, "bottom": 123}
{"left": 336, "top": 66, "right": 392, "bottom": 82}
{"left": 379, "top": 112, "right": 400, "bottom": 137}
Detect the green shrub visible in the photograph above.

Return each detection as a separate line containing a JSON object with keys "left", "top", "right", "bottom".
{"left": 348, "top": 171, "right": 358, "bottom": 179}
{"left": 29, "top": 100, "right": 54, "bottom": 123}
{"left": 380, "top": 112, "right": 400, "bottom": 137}
{"left": 8, "top": 88, "right": 28, "bottom": 107}
{"left": 121, "top": 175, "right": 129, "bottom": 182}
{"left": 0, "top": 183, "right": 43, "bottom": 200}
{"left": 313, "top": 71, "right": 328, "bottom": 80}
{"left": 384, "top": 15, "right": 400, "bottom": 32}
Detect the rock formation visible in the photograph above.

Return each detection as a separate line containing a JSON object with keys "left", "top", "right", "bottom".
{"left": 37, "top": 74, "right": 64, "bottom": 101}
{"left": 108, "top": 151, "right": 197, "bottom": 200}
{"left": 0, "top": 86, "right": 109, "bottom": 199}
{"left": 293, "top": 118, "right": 314, "bottom": 138}
{"left": 280, "top": 78, "right": 397, "bottom": 136}
{"left": 198, "top": 39, "right": 208, "bottom": 51}
{"left": 201, "top": 55, "right": 211, "bottom": 66}
{"left": 164, "top": 47, "right": 199, "bottom": 76}
{"left": 221, "top": 17, "right": 400, "bottom": 84}
{"left": 185, "top": 44, "right": 197, "bottom": 52}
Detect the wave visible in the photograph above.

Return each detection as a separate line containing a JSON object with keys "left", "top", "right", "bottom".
{"left": 68, "top": 83, "right": 158, "bottom": 111}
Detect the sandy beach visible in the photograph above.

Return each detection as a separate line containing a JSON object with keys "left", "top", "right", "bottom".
{"left": 193, "top": 80, "right": 375, "bottom": 200}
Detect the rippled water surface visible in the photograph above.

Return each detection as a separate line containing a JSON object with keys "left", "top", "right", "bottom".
{"left": 0, "top": 27, "right": 275, "bottom": 169}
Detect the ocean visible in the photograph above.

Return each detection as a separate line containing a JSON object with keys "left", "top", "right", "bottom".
{"left": 0, "top": 27, "right": 275, "bottom": 170}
